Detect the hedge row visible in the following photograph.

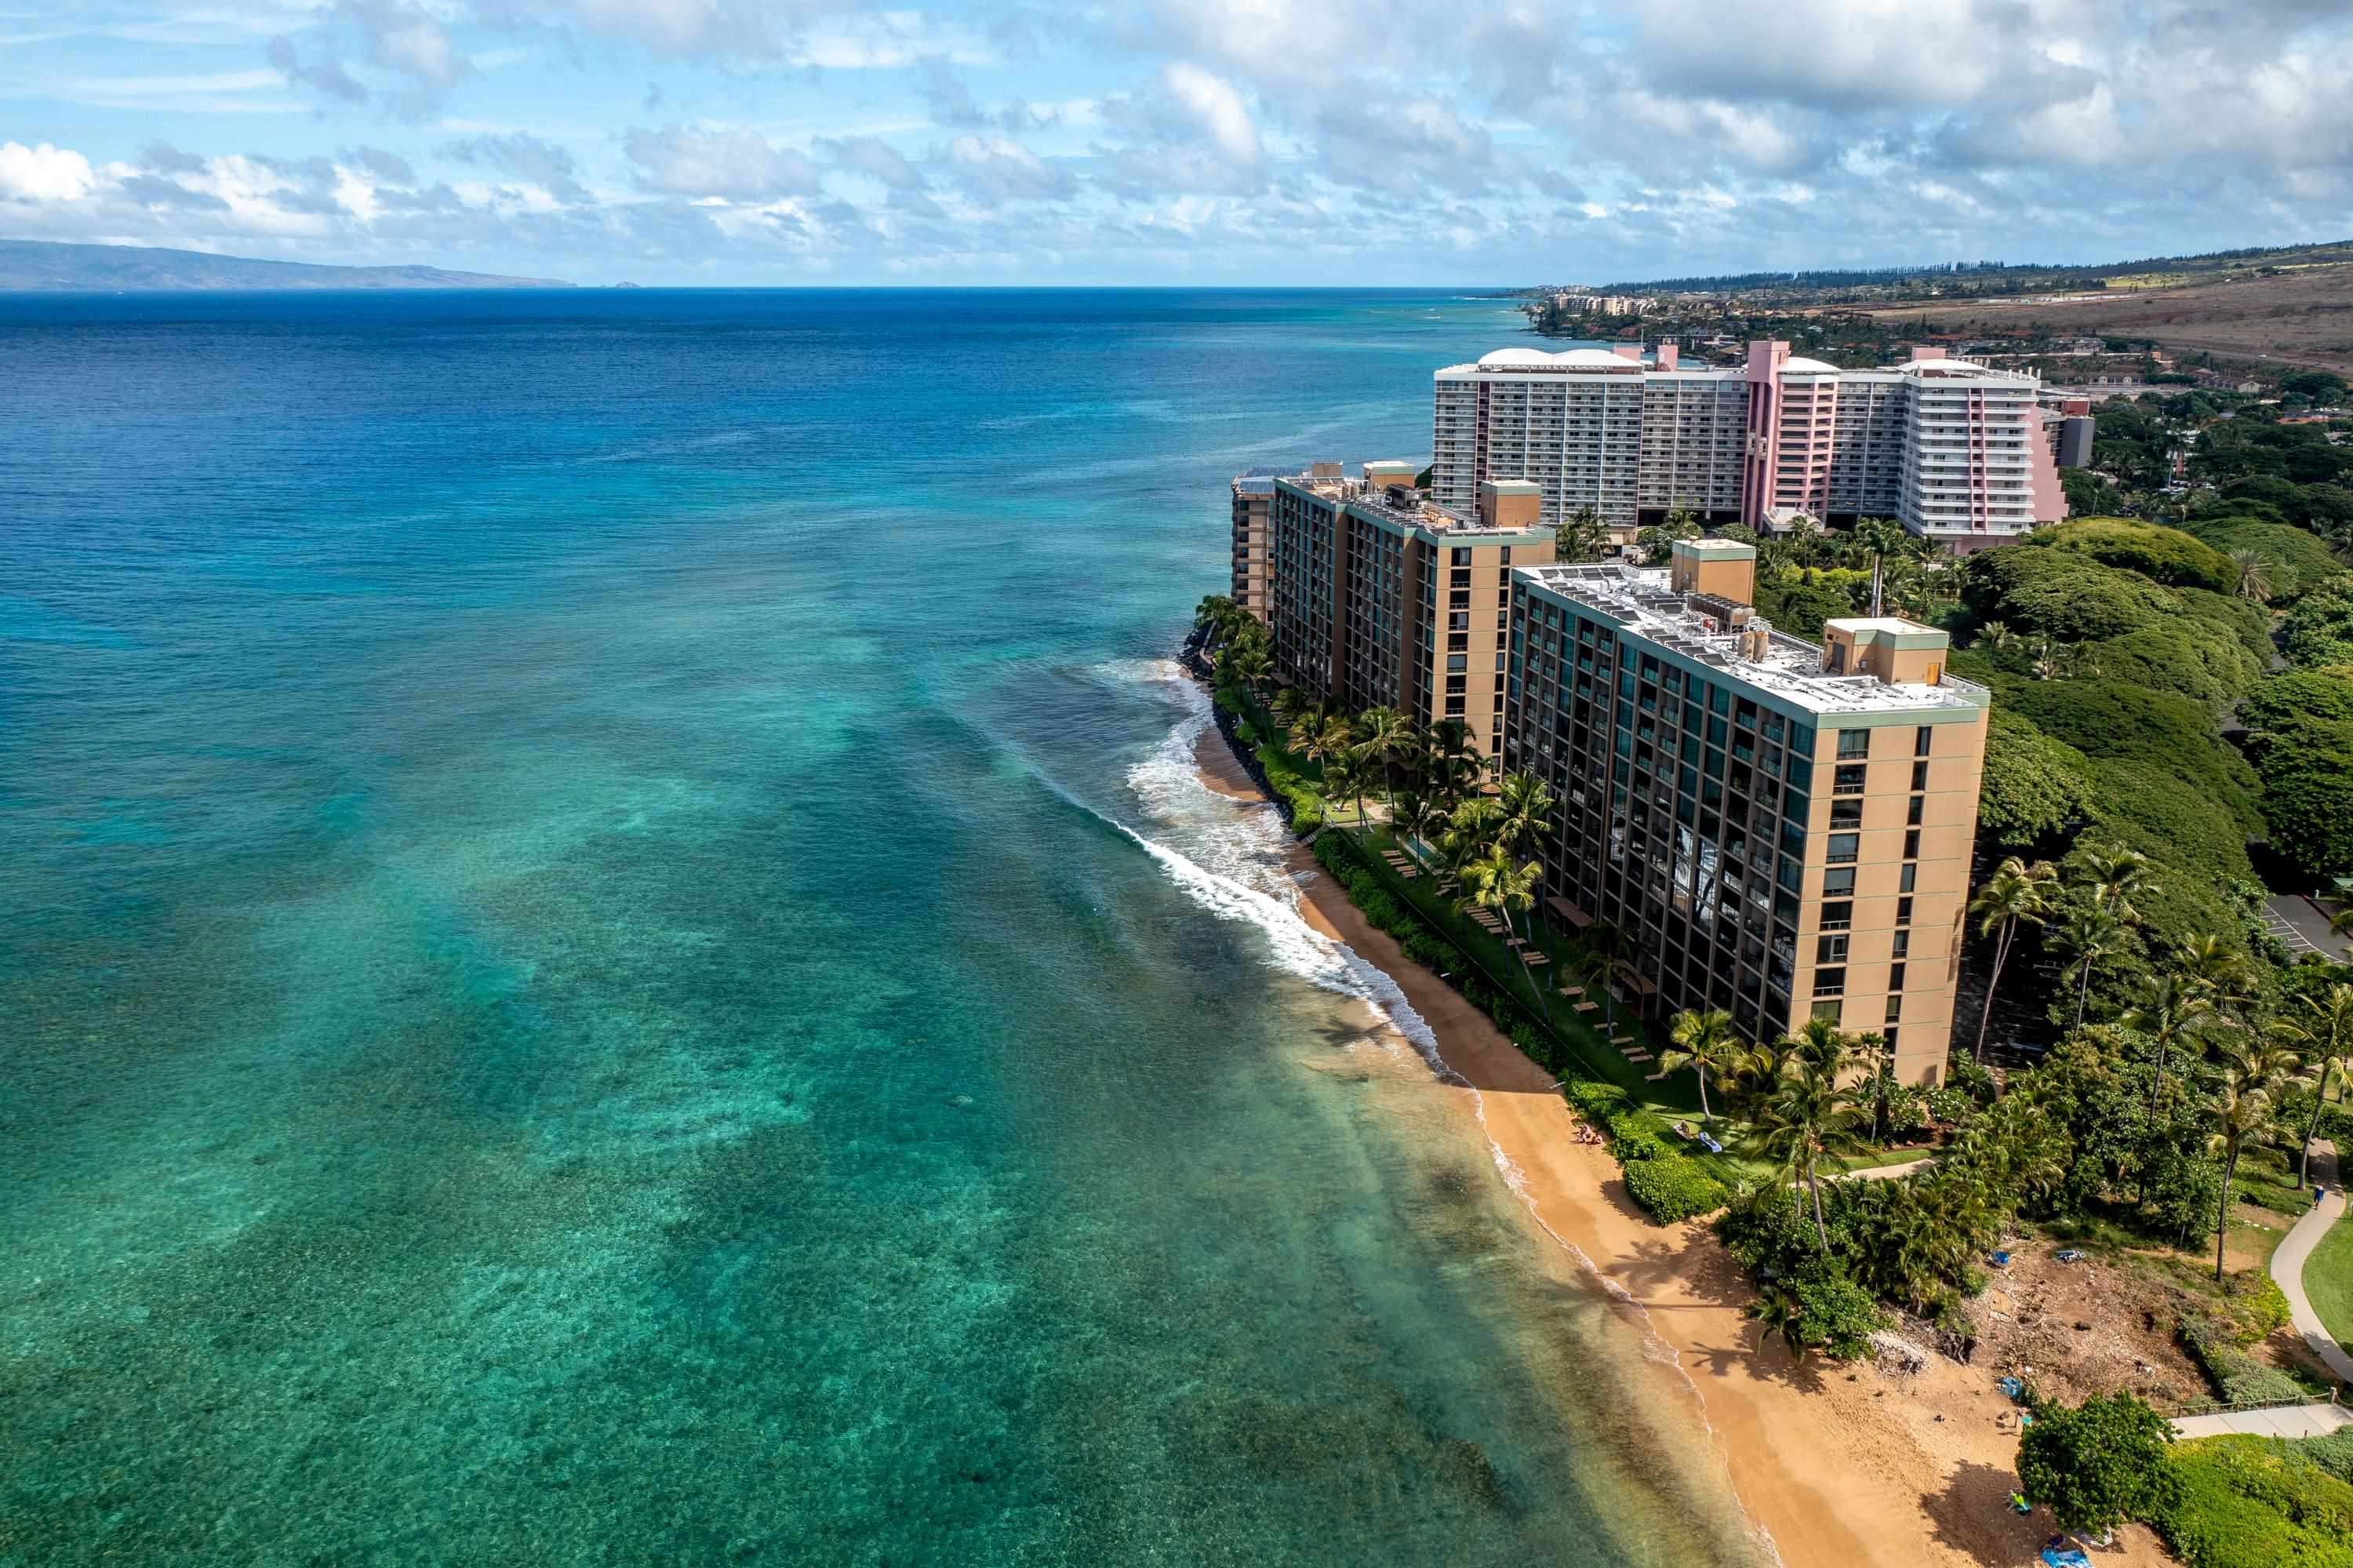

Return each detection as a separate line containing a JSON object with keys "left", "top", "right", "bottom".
{"left": 1256, "top": 744, "right": 1323, "bottom": 833}
{"left": 2180, "top": 1315, "right": 2306, "bottom": 1406}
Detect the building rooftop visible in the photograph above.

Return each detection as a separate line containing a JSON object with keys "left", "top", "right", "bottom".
{"left": 1515, "top": 563, "right": 1988, "bottom": 718}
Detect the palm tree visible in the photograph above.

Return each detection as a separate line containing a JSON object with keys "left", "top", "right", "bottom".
{"left": 2203, "top": 1053, "right": 2281, "bottom": 1282}
{"left": 1298, "top": 712, "right": 1352, "bottom": 776}
{"left": 1494, "top": 772, "right": 1557, "bottom": 857}
{"left": 1323, "top": 751, "right": 1371, "bottom": 827}
{"left": 1471, "top": 848, "right": 1547, "bottom": 1017}
{"left": 1967, "top": 856, "right": 2057, "bottom": 1061}
{"left": 2122, "top": 972, "right": 2213, "bottom": 1123}
{"left": 2069, "top": 842, "right": 2156, "bottom": 926}
{"left": 1977, "top": 619, "right": 2016, "bottom": 653}
{"left": 1426, "top": 719, "right": 1480, "bottom": 800}
{"left": 1660, "top": 1007, "right": 1740, "bottom": 1124}
{"left": 1555, "top": 505, "right": 1612, "bottom": 564}
{"left": 1355, "top": 706, "right": 1412, "bottom": 805}
{"left": 2229, "top": 549, "right": 2275, "bottom": 604}
{"left": 2177, "top": 933, "right": 2256, "bottom": 1021}
{"left": 1751, "top": 1281, "right": 1809, "bottom": 1359}
{"left": 2276, "top": 984, "right": 2353, "bottom": 1188}
{"left": 1391, "top": 791, "right": 1443, "bottom": 871}
{"left": 2055, "top": 905, "right": 2126, "bottom": 1035}
{"left": 1784, "top": 1015, "right": 1864, "bottom": 1079}
{"left": 1746, "top": 1060, "right": 1867, "bottom": 1252}
{"left": 1272, "top": 686, "right": 1317, "bottom": 740}
{"left": 1444, "top": 797, "right": 1504, "bottom": 864}
{"left": 1852, "top": 516, "right": 1911, "bottom": 617}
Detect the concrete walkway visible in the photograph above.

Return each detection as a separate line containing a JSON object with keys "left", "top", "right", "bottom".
{"left": 1830, "top": 1155, "right": 1931, "bottom": 1183}
{"left": 2173, "top": 1402, "right": 2353, "bottom": 1440}
{"left": 2271, "top": 1141, "right": 2353, "bottom": 1386}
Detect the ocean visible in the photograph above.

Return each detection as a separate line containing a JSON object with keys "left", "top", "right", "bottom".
{"left": 0, "top": 289, "right": 1766, "bottom": 1565}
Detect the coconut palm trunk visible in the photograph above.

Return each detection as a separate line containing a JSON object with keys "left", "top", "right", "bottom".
{"left": 1976, "top": 916, "right": 2015, "bottom": 1062}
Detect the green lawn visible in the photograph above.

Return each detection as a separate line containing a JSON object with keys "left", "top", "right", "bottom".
{"left": 2306, "top": 1210, "right": 2353, "bottom": 1350}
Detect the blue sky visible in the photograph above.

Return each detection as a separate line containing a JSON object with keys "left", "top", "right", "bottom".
{"left": 3, "top": 2, "right": 2351, "bottom": 285}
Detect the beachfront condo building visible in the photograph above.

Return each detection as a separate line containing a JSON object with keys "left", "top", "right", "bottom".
{"left": 1231, "top": 467, "right": 1278, "bottom": 623}
{"left": 1501, "top": 539, "right": 1989, "bottom": 1084}
{"left": 1431, "top": 341, "right": 2066, "bottom": 554}
{"left": 1268, "top": 464, "right": 1556, "bottom": 760}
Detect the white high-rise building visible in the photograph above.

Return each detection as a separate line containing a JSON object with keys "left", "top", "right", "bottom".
{"left": 1431, "top": 340, "right": 2065, "bottom": 552}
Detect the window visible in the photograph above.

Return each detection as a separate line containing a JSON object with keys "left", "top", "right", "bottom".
{"left": 1810, "top": 999, "right": 1844, "bottom": 1024}
{"left": 1900, "top": 863, "right": 1918, "bottom": 893}
{"left": 1911, "top": 760, "right": 1929, "bottom": 791}
{"left": 1885, "top": 995, "right": 1903, "bottom": 1024}
{"left": 1500, "top": 547, "right": 1512, "bottom": 565}
{"left": 1831, "top": 799, "right": 1863, "bottom": 828}
{"left": 1820, "top": 900, "right": 1853, "bottom": 931}
{"left": 1903, "top": 829, "right": 1921, "bottom": 860}
{"left": 1451, "top": 591, "right": 1471, "bottom": 609}
{"left": 1827, "top": 833, "right": 1860, "bottom": 864}
{"left": 1834, "top": 765, "right": 1867, "bottom": 795}
{"left": 1907, "top": 795, "right": 1925, "bottom": 826}
{"left": 1837, "top": 728, "right": 1870, "bottom": 759}
{"left": 1896, "top": 896, "right": 1914, "bottom": 924}
{"left": 1824, "top": 867, "right": 1856, "bottom": 895}
{"left": 1813, "top": 968, "right": 1846, "bottom": 997}
{"left": 1817, "top": 933, "right": 1849, "bottom": 963}
{"left": 1446, "top": 675, "right": 1467, "bottom": 694}
{"left": 1447, "top": 654, "right": 1467, "bottom": 672}
{"left": 1915, "top": 725, "right": 1933, "bottom": 758}
{"left": 1891, "top": 929, "right": 1910, "bottom": 959}
{"left": 1451, "top": 547, "right": 1471, "bottom": 565}
{"left": 1451, "top": 568, "right": 1472, "bottom": 588}
{"left": 1889, "top": 962, "right": 1907, "bottom": 992}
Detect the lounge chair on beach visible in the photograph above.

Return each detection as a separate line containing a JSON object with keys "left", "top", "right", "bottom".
{"left": 1697, "top": 1133, "right": 1722, "bottom": 1154}
{"left": 2040, "top": 1548, "right": 2091, "bottom": 1567}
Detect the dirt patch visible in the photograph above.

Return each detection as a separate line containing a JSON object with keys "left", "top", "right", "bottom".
{"left": 1962, "top": 1246, "right": 2213, "bottom": 1409}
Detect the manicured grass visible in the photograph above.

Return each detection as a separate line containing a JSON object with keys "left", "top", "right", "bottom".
{"left": 2306, "top": 1210, "right": 2353, "bottom": 1351}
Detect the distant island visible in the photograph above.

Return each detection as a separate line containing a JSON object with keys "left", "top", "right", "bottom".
{"left": 0, "top": 239, "right": 572, "bottom": 292}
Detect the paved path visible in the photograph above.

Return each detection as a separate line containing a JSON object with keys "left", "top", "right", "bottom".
{"left": 2173, "top": 1402, "right": 2353, "bottom": 1440}
{"left": 2271, "top": 1141, "right": 2353, "bottom": 1386}
{"left": 1830, "top": 1156, "right": 1931, "bottom": 1183}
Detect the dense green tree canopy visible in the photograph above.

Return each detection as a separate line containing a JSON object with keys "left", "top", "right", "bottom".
{"left": 2030, "top": 517, "right": 2235, "bottom": 592}
{"left": 1962, "top": 547, "right": 2181, "bottom": 642}
{"left": 2182, "top": 515, "right": 2344, "bottom": 599}
{"left": 1978, "top": 708, "right": 2099, "bottom": 850}
{"left": 2017, "top": 1392, "right": 2182, "bottom": 1535}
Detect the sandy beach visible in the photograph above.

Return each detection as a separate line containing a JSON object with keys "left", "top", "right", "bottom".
{"left": 1194, "top": 722, "right": 2168, "bottom": 1568}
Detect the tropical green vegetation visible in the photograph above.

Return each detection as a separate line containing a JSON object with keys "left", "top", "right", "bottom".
{"left": 2158, "top": 1435, "right": 2353, "bottom": 1568}
{"left": 2017, "top": 1390, "right": 2181, "bottom": 1535}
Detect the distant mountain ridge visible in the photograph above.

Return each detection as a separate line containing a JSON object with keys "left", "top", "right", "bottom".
{"left": 0, "top": 239, "right": 572, "bottom": 291}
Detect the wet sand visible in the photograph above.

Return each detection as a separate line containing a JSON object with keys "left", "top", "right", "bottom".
{"left": 1200, "top": 729, "right": 2166, "bottom": 1567}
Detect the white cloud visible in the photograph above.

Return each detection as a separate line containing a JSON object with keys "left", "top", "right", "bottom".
{"left": 624, "top": 124, "right": 824, "bottom": 199}
{"left": 0, "top": 141, "right": 97, "bottom": 202}
{"left": 942, "top": 133, "right": 1076, "bottom": 205}
{"left": 1162, "top": 62, "right": 1260, "bottom": 165}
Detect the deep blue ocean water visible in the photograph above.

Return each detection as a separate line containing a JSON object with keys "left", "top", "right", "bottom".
{"left": 0, "top": 290, "right": 1766, "bottom": 1566}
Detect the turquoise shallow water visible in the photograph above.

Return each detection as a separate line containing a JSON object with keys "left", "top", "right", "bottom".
{"left": 0, "top": 290, "right": 1766, "bottom": 1565}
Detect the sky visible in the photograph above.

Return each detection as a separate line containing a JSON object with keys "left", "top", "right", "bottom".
{"left": 2, "top": 1, "right": 2352, "bottom": 286}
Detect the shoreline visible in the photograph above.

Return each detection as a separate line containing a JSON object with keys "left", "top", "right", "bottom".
{"left": 1191, "top": 710, "right": 2167, "bottom": 1567}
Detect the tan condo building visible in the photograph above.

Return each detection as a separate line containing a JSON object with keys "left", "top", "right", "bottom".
{"left": 1501, "top": 539, "right": 1988, "bottom": 1082}
{"left": 1231, "top": 468, "right": 1278, "bottom": 623}
{"left": 1267, "top": 464, "right": 1556, "bottom": 760}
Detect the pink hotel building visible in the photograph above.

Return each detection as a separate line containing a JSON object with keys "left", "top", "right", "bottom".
{"left": 1431, "top": 340, "right": 2068, "bottom": 554}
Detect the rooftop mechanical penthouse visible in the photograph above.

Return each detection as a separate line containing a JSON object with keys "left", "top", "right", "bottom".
{"left": 1432, "top": 340, "right": 2067, "bottom": 553}
{"left": 1503, "top": 539, "right": 1990, "bottom": 1085}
